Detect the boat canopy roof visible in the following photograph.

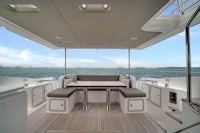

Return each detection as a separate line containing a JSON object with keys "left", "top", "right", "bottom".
{"left": 0, "top": 0, "right": 199, "bottom": 49}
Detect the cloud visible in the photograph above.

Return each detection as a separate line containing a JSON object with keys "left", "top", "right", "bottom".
{"left": 0, "top": 46, "right": 152, "bottom": 68}
{"left": 0, "top": 46, "right": 64, "bottom": 67}
{"left": 79, "top": 59, "right": 96, "bottom": 63}
{"left": 103, "top": 56, "right": 128, "bottom": 67}
{"left": 0, "top": 46, "right": 18, "bottom": 58}
{"left": 20, "top": 49, "right": 32, "bottom": 60}
{"left": 67, "top": 58, "right": 98, "bottom": 67}
{"left": 67, "top": 56, "right": 149, "bottom": 68}
{"left": 103, "top": 56, "right": 150, "bottom": 68}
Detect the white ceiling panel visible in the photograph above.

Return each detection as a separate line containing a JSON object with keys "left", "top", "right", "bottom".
{"left": 0, "top": 0, "right": 169, "bottom": 49}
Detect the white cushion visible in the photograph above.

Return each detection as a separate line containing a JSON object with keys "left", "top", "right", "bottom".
{"left": 66, "top": 75, "right": 77, "bottom": 82}
{"left": 119, "top": 77, "right": 130, "bottom": 88}
{"left": 130, "top": 76, "right": 137, "bottom": 88}
{"left": 58, "top": 75, "right": 66, "bottom": 88}
{"left": 63, "top": 78, "right": 72, "bottom": 88}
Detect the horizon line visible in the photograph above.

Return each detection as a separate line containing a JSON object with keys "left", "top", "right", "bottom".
{"left": 0, "top": 66, "right": 197, "bottom": 69}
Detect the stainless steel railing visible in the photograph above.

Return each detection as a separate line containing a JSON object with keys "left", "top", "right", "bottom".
{"left": 163, "top": 0, "right": 200, "bottom": 15}
{"left": 137, "top": 79, "right": 157, "bottom": 89}
{"left": 185, "top": 5, "right": 200, "bottom": 115}
{"left": 178, "top": 0, "right": 200, "bottom": 14}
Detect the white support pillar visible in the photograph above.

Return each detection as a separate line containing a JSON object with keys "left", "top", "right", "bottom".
{"left": 64, "top": 48, "right": 67, "bottom": 77}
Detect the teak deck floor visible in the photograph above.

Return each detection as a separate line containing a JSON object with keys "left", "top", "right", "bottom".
{"left": 28, "top": 103, "right": 162, "bottom": 133}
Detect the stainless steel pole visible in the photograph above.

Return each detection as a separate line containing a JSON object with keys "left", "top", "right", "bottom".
{"left": 185, "top": 5, "right": 200, "bottom": 115}
{"left": 106, "top": 87, "right": 111, "bottom": 111}
{"left": 64, "top": 48, "right": 67, "bottom": 76}
{"left": 83, "top": 87, "right": 88, "bottom": 111}
{"left": 128, "top": 48, "right": 131, "bottom": 77}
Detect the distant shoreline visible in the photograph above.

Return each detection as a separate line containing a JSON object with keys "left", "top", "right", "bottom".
{"left": 0, "top": 66, "right": 198, "bottom": 69}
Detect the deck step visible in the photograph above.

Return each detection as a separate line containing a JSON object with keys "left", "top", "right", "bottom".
{"left": 165, "top": 111, "right": 182, "bottom": 124}
{"left": 156, "top": 121, "right": 167, "bottom": 133}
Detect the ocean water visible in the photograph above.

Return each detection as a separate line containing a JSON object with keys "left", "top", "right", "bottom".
{"left": 0, "top": 67, "right": 200, "bottom": 79}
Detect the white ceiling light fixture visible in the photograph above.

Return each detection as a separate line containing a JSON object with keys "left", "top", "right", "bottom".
{"left": 130, "top": 37, "right": 138, "bottom": 41}
{"left": 103, "top": 4, "right": 109, "bottom": 9}
{"left": 55, "top": 36, "right": 72, "bottom": 44}
{"left": 59, "top": 41, "right": 73, "bottom": 44}
{"left": 55, "top": 36, "right": 63, "bottom": 40}
{"left": 88, "top": 42, "right": 104, "bottom": 44}
{"left": 7, "top": 4, "right": 40, "bottom": 13}
{"left": 81, "top": 3, "right": 87, "bottom": 9}
{"left": 79, "top": 4, "right": 111, "bottom": 12}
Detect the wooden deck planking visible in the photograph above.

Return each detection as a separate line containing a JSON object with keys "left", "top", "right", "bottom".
{"left": 28, "top": 102, "right": 163, "bottom": 133}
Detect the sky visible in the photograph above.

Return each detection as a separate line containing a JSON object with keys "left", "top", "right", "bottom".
{"left": 0, "top": 24, "right": 199, "bottom": 68}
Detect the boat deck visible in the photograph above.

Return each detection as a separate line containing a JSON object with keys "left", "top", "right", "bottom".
{"left": 28, "top": 101, "right": 166, "bottom": 133}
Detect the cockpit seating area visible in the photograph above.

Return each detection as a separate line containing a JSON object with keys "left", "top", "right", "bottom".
{"left": 46, "top": 75, "right": 146, "bottom": 113}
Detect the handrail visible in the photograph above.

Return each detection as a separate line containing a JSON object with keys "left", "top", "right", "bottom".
{"left": 185, "top": 5, "right": 200, "bottom": 115}
{"left": 137, "top": 79, "right": 157, "bottom": 89}
{"left": 177, "top": 0, "right": 200, "bottom": 14}
{"left": 174, "top": 121, "right": 200, "bottom": 133}
{"left": 138, "top": 79, "right": 156, "bottom": 83}
{"left": 64, "top": 48, "right": 67, "bottom": 77}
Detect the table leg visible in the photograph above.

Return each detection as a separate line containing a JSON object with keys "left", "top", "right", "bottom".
{"left": 106, "top": 87, "right": 112, "bottom": 111}
{"left": 83, "top": 87, "right": 88, "bottom": 111}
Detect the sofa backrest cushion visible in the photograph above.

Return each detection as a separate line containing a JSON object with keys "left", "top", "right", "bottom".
{"left": 66, "top": 75, "right": 77, "bottom": 82}
{"left": 77, "top": 75, "right": 119, "bottom": 81}
{"left": 58, "top": 75, "right": 66, "bottom": 88}
{"left": 130, "top": 76, "right": 137, "bottom": 88}
{"left": 63, "top": 78, "right": 72, "bottom": 88}
{"left": 119, "top": 75, "right": 130, "bottom": 88}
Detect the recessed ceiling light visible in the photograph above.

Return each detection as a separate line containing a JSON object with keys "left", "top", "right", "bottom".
{"left": 103, "top": 4, "right": 109, "bottom": 9}
{"left": 130, "top": 37, "right": 138, "bottom": 41}
{"left": 81, "top": 3, "right": 87, "bottom": 9}
{"left": 88, "top": 42, "right": 104, "bottom": 44}
{"left": 59, "top": 41, "right": 72, "bottom": 44}
{"left": 9, "top": 4, "right": 16, "bottom": 9}
{"left": 7, "top": 4, "right": 39, "bottom": 12}
{"left": 79, "top": 4, "right": 111, "bottom": 12}
{"left": 55, "top": 36, "right": 62, "bottom": 40}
